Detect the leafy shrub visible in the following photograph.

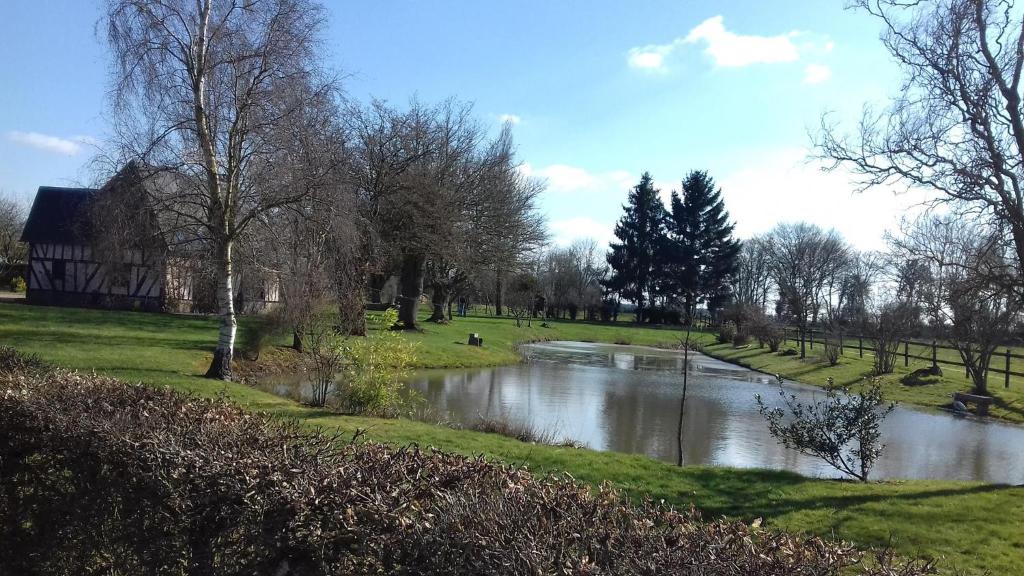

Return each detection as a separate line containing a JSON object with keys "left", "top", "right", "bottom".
{"left": 0, "top": 369, "right": 933, "bottom": 575}
{"left": 339, "top": 308, "right": 419, "bottom": 417}
{"left": 756, "top": 379, "right": 896, "bottom": 481}
{"left": 9, "top": 276, "right": 26, "bottom": 293}
{"left": 717, "top": 321, "right": 737, "bottom": 344}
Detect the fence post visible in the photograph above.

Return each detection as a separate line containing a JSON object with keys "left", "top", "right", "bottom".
{"left": 904, "top": 341, "right": 909, "bottom": 367}
{"left": 858, "top": 337, "right": 863, "bottom": 358}
{"left": 1006, "top": 349, "right": 1012, "bottom": 389}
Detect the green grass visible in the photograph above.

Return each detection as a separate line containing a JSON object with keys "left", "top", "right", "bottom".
{"left": 385, "top": 311, "right": 694, "bottom": 368}
{"left": 0, "top": 302, "right": 1022, "bottom": 574}
{"left": 701, "top": 339, "right": 1024, "bottom": 424}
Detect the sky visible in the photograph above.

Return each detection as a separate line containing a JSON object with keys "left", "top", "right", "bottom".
{"left": 0, "top": 0, "right": 933, "bottom": 251}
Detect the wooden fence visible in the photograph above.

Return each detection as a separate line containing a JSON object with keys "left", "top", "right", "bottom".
{"left": 780, "top": 328, "right": 1024, "bottom": 389}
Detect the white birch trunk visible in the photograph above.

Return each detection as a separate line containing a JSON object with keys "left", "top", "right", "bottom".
{"left": 206, "top": 240, "right": 236, "bottom": 379}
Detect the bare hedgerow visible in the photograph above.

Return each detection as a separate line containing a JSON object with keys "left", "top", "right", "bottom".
{"left": 0, "top": 364, "right": 934, "bottom": 575}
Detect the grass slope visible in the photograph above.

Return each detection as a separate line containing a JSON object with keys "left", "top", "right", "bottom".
{"left": 0, "top": 302, "right": 1021, "bottom": 574}
{"left": 702, "top": 339, "right": 1024, "bottom": 424}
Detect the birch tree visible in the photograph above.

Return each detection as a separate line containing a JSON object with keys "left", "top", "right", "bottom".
{"left": 104, "top": 0, "right": 340, "bottom": 379}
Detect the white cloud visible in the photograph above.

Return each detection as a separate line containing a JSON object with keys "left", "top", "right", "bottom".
{"left": 627, "top": 15, "right": 820, "bottom": 72}
{"left": 549, "top": 217, "right": 616, "bottom": 247}
{"left": 685, "top": 16, "right": 800, "bottom": 67}
{"left": 7, "top": 131, "right": 95, "bottom": 155}
{"left": 627, "top": 44, "right": 674, "bottom": 71}
{"left": 803, "top": 64, "right": 832, "bottom": 85}
{"left": 521, "top": 163, "right": 634, "bottom": 195}
{"left": 717, "top": 148, "right": 932, "bottom": 250}
{"left": 498, "top": 113, "right": 521, "bottom": 125}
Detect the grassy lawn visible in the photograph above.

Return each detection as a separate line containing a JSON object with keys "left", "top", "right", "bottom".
{"left": 1, "top": 302, "right": 1022, "bottom": 574}
{"left": 702, "top": 339, "right": 1024, "bottom": 424}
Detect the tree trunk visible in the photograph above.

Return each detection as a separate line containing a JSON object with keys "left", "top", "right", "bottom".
{"left": 369, "top": 273, "right": 387, "bottom": 304}
{"left": 397, "top": 253, "right": 426, "bottom": 329}
{"left": 494, "top": 272, "right": 504, "bottom": 316}
{"left": 427, "top": 283, "right": 449, "bottom": 322}
{"left": 205, "top": 240, "right": 236, "bottom": 380}
{"left": 292, "top": 330, "right": 304, "bottom": 352}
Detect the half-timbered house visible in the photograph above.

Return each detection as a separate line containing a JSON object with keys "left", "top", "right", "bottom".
{"left": 20, "top": 186, "right": 184, "bottom": 311}
{"left": 20, "top": 165, "right": 279, "bottom": 313}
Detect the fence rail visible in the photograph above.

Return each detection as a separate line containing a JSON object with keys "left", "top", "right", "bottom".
{"left": 775, "top": 327, "right": 1021, "bottom": 388}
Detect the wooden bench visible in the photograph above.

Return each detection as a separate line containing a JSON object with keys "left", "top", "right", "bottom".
{"left": 953, "top": 392, "right": 993, "bottom": 416}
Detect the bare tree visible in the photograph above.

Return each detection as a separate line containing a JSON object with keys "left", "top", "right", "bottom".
{"left": 0, "top": 196, "right": 27, "bottom": 284}
{"left": 732, "top": 235, "right": 773, "bottom": 311}
{"left": 891, "top": 214, "right": 1019, "bottom": 393}
{"left": 506, "top": 272, "right": 538, "bottom": 328}
{"left": 348, "top": 102, "right": 542, "bottom": 329}
{"left": 767, "top": 223, "right": 849, "bottom": 358}
{"left": 818, "top": 0, "right": 1024, "bottom": 285}
{"left": 103, "top": 0, "right": 341, "bottom": 379}
{"left": 868, "top": 300, "right": 919, "bottom": 375}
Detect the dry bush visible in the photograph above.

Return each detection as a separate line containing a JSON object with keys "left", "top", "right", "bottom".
{"left": 823, "top": 333, "right": 842, "bottom": 366}
{"left": 717, "top": 322, "right": 737, "bottom": 345}
{"left": 0, "top": 355, "right": 934, "bottom": 576}
{"left": 467, "top": 417, "right": 562, "bottom": 445}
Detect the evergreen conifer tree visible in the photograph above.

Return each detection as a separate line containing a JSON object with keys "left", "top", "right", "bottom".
{"left": 604, "top": 173, "right": 667, "bottom": 322}
{"left": 665, "top": 171, "right": 741, "bottom": 323}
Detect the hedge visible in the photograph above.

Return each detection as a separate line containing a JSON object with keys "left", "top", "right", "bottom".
{"left": 0, "top": 351, "right": 934, "bottom": 575}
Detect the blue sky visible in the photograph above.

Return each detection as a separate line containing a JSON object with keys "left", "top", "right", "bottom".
{"left": 0, "top": 1, "right": 928, "bottom": 250}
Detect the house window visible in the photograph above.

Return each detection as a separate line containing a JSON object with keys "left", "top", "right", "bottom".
{"left": 51, "top": 260, "right": 66, "bottom": 289}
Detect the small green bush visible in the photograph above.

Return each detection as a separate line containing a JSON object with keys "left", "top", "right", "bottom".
{"left": 339, "top": 308, "right": 420, "bottom": 417}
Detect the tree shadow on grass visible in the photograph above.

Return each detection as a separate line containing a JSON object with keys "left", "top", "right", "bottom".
{"left": 676, "top": 466, "right": 1019, "bottom": 521}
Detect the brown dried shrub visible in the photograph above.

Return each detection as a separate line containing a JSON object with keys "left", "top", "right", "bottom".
{"left": 0, "top": 355, "right": 934, "bottom": 576}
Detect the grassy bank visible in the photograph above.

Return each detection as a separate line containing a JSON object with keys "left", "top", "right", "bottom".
{"left": 0, "top": 302, "right": 1021, "bottom": 574}
{"left": 701, "top": 339, "right": 1024, "bottom": 424}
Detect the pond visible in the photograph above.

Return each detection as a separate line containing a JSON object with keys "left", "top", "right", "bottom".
{"left": 406, "top": 341, "right": 1024, "bottom": 483}
{"left": 258, "top": 341, "right": 1024, "bottom": 483}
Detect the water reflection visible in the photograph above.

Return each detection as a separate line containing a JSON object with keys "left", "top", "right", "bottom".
{"left": 405, "top": 341, "right": 1024, "bottom": 483}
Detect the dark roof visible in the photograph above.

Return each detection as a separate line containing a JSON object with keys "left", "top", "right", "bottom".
{"left": 20, "top": 186, "right": 97, "bottom": 244}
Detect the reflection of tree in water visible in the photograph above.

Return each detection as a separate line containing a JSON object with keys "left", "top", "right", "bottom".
{"left": 599, "top": 372, "right": 725, "bottom": 464}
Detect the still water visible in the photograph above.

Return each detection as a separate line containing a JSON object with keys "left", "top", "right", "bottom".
{"left": 405, "top": 341, "right": 1024, "bottom": 483}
